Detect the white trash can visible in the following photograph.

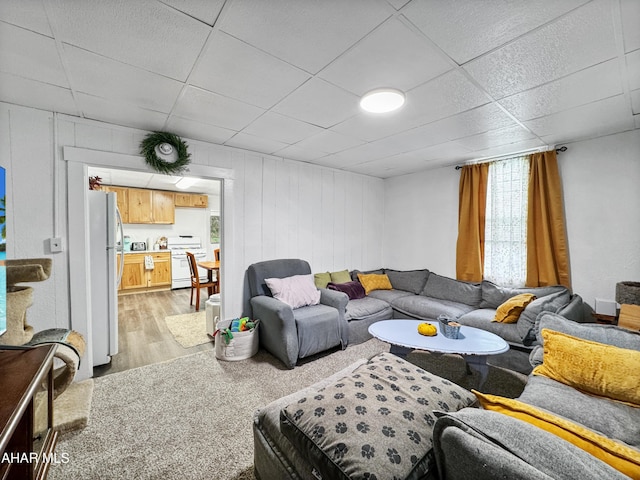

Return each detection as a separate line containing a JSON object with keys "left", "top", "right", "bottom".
{"left": 205, "top": 294, "right": 221, "bottom": 337}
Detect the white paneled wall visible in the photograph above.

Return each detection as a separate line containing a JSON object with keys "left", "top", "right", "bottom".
{"left": 0, "top": 103, "right": 383, "bottom": 360}
{"left": 384, "top": 129, "right": 640, "bottom": 309}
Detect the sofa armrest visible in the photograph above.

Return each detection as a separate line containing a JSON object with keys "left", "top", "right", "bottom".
{"left": 319, "top": 288, "right": 349, "bottom": 348}
{"left": 557, "top": 294, "right": 586, "bottom": 323}
{"left": 250, "top": 295, "right": 298, "bottom": 369}
{"left": 433, "top": 409, "right": 628, "bottom": 480}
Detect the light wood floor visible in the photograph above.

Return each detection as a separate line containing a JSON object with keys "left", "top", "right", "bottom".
{"left": 93, "top": 288, "right": 215, "bottom": 377}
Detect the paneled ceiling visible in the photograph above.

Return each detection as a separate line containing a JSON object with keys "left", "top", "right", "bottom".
{"left": 1, "top": 0, "right": 638, "bottom": 178}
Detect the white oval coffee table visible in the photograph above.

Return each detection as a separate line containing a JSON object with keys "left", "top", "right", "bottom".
{"left": 369, "top": 319, "right": 509, "bottom": 388}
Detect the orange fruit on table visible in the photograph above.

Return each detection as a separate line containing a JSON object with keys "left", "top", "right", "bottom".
{"left": 417, "top": 323, "right": 437, "bottom": 336}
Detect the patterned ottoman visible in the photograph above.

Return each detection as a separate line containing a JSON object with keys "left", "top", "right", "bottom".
{"left": 254, "top": 352, "right": 477, "bottom": 480}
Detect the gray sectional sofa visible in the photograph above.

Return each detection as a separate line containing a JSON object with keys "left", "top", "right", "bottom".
{"left": 253, "top": 312, "right": 640, "bottom": 479}
{"left": 341, "top": 268, "right": 585, "bottom": 349}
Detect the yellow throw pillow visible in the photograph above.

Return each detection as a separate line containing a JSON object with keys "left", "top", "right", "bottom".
{"left": 533, "top": 329, "right": 640, "bottom": 406}
{"left": 357, "top": 273, "right": 393, "bottom": 295}
{"left": 474, "top": 391, "right": 640, "bottom": 478}
{"left": 493, "top": 293, "right": 536, "bottom": 323}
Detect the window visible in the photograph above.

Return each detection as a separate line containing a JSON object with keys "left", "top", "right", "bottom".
{"left": 210, "top": 215, "right": 220, "bottom": 244}
{"left": 483, "top": 156, "right": 529, "bottom": 287}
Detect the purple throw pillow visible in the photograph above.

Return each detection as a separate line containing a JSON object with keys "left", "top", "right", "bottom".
{"left": 327, "top": 281, "right": 366, "bottom": 300}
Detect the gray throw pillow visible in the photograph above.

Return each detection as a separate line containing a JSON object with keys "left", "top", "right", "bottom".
{"left": 385, "top": 269, "right": 430, "bottom": 294}
{"left": 517, "top": 291, "right": 571, "bottom": 345}
{"left": 421, "top": 273, "right": 482, "bottom": 307}
{"left": 479, "top": 281, "right": 566, "bottom": 309}
{"left": 280, "top": 352, "right": 477, "bottom": 480}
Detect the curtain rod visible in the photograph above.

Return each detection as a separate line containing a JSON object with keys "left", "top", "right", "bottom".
{"left": 454, "top": 146, "right": 567, "bottom": 170}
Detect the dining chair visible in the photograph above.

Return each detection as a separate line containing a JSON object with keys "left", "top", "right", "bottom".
{"left": 186, "top": 251, "right": 218, "bottom": 311}
{"left": 214, "top": 248, "right": 220, "bottom": 261}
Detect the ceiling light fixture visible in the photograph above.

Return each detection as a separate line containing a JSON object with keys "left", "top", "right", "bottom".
{"left": 360, "top": 88, "right": 405, "bottom": 113}
{"left": 175, "top": 177, "right": 198, "bottom": 190}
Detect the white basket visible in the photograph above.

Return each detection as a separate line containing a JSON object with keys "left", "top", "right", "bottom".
{"left": 214, "top": 319, "right": 259, "bottom": 361}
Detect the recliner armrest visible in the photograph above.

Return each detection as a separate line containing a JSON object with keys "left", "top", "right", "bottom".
{"left": 250, "top": 295, "right": 298, "bottom": 369}
{"left": 319, "top": 288, "right": 348, "bottom": 312}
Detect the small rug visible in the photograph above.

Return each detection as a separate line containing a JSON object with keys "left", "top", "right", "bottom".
{"left": 164, "top": 312, "right": 212, "bottom": 348}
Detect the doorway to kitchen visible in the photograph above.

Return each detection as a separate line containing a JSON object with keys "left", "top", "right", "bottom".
{"left": 87, "top": 166, "right": 223, "bottom": 376}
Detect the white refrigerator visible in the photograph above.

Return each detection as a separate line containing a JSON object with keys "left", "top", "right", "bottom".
{"left": 88, "top": 190, "right": 124, "bottom": 366}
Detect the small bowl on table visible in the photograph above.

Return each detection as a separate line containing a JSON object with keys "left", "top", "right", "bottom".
{"left": 437, "top": 315, "right": 461, "bottom": 339}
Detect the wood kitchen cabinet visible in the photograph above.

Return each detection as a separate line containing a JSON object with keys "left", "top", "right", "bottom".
{"left": 175, "top": 193, "right": 208, "bottom": 208}
{"left": 127, "top": 188, "right": 153, "bottom": 224}
{"left": 119, "top": 252, "right": 172, "bottom": 294}
{"left": 152, "top": 190, "right": 175, "bottom": 224}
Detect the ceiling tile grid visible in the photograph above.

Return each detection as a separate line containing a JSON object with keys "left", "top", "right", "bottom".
{"left": 0, "top": 0, "right": 637, "bottom": 178}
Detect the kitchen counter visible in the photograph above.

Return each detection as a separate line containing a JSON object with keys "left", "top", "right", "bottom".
{"left": 121, "top": 249, "right": 170, "bottom": 254}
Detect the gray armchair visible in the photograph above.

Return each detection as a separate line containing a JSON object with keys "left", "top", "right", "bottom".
{"left": 247, "top": 259, "right": 348, "bottom": 369}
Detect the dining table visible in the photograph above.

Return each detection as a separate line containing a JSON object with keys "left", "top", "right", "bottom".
{"left": 197, "top": 260, "right": 220, "bottom": 295}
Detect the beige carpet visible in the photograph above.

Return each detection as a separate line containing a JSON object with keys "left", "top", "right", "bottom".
{"left": 48, "top": 340, "right": 526, "bottom": 480}
{"left": 165, "top": 311, "right": 212, "bottom": 348}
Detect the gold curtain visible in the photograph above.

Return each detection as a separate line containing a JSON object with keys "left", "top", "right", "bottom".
{"left": 456, "top": 163, "right": 489, "bottom": 282}
{"left": 526, "top": 151, "right": 571, "bottom": 288}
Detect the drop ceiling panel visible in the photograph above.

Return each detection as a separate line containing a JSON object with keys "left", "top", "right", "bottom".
{"left": 242, "top": 112, "right": 323, "bottom": 144}
{"left": 273, "top": 144, "right": 328, "bottom": 162}
{"left": 166, "top": 116, "right": 236, "bottom": 144}
{"left": 224, "top": 132, "right": 289, "bottom": 155}
{"left": 404, "top": 0, "right": 590, "bottom": 64}
{"left": 464, "top": 0, "right": 617, "bottom": 99}
{"left": 159, "top": 0, "right": 226, "bottom": 26}
{"left": 0, "top": 23, "right": 68, "bottom": 87}
{"left": 219, "top": 0, "right": 393, "bottom": 73}
{"left": 174, "top": 86, "right": 264, "bottom": 131}
{"left": 318, "top": 17, "right": 452, "bottom": 95}
{"left": 433, "top": 103, "right": 518, "bottom": 140}
{"left": 0, "top": 2, "right": 52, "bottom": 36}
{"left": 77, "top": 93, "right": 169, "bottom": 132}
{"left": 293, "top": 130, "right": 365, "bottom": 155}
{"left": 469, "top": 138, "right": 548, "bottom": 160}
{"left": 65, "top": 45, "right": 183, "bottom": 113}
{"left": 620, "top": 0, "right": 640, "bottom": 53}
{"left": 0, "top": 72, "right": 78, "bottom": 116}
{"left": 190, "top": 31, "right": 310, "bottom": 109}
{"left": 631, "top": 89, "right": 640, "bottom": 115}
{"left": 272, "top": 78, "right": 359, "bottom": 128}
{"left": 52, "top": 0, "right": 211, "bottom": 81}
{"left": 525, "top": 95, "right": 634, "bottom": 142}
{"left": 499, "top": 59, "right": 623, "bottom": 121}
{"left": 455, "top": 124, "right": 536, "bottom": 151}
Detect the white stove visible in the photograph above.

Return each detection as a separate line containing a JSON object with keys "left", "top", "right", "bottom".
{"left": 167, "top": 236, "right": 207, "bottom": 289}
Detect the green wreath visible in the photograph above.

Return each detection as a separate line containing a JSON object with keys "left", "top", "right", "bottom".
{"left": 140, "top": 131, "right": 191, "bottom": 174}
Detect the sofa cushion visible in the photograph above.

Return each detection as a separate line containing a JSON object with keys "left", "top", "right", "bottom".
{"left": 265, "top": 274, "right": 321, "bottom": 309}
{"left": 393, "top": 295, "right": 475, "bottom": 322}
{"left": 457, "top": 309, "right": 522, "bottom": 344}
{"left": 327, "top": 281, "right": 366, "bottom": 300}
{"left": 385, "top": 269, "right": 430, "bottom": 295}
{"left": 533, "top": 329, "right": 640, "bottom": 406}
{"left": 480, "top": 281, "right": 566, "bottom": 309}
{"left": 294, "top": 304, "right": 342, "bottom": 358}
{"left": 421, "top": 273, "right": 482, "bottom": 307}
{"left": 433, "top": 409, "right": 630, "bottom": 480}
{"left": 345, "top": 297, "right": 392, "bottom": 321}
{"left": 516, "top": 290, "right": 571, "bottom": 345}
{"left": 330, "top": 269, "right": 352, "bottom": 284}
{"left": 280, "top": 352, "right": 477, "bottom": 480}
{"left": 519, "top": 375, "right": 640, "bottom": 449}
{"left": 494, "top": 293, "right": 536, "bottom": 323}
{"left": 358, "top": 273, "right": 393, "bottom": 295}
{"left": 474, "top": 392, "right": 640, "bottom": 479}
{"left": 368, "top": 289, "right": 414, "bottom": 304}
{"left": 314, "top": 272, "right": 331, "bottom": 289}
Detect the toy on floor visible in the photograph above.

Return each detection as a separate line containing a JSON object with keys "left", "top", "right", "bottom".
{"left": 216, "top": 317, "right": 257, "bottom": 344}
